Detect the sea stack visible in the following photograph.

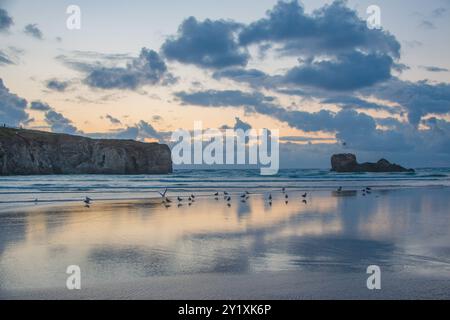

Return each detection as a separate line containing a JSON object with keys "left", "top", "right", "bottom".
{"left": 0, "top": 127, "right": 173, "bottom": 175}
{"left": 331, "top": 153, "right": 414, "bottom": 173}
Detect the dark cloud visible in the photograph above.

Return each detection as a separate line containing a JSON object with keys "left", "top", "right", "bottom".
{"left": 174, "top": 88, "right": 450, "bottom": 156}
{"left": 24, "top": 23, "right": 43, "bottom": 39}
{"left": 0, "top": 78, "right": 29, "bottom": 127}
{"left": 233, "top": 117, "right": 252, "bottom": 131}
{"left": 322, "top": 96, "right": 403, "bottom": 114}
{"left": 0, "top": 8, "right": 13, "bottom": 32}
{"left": 284, "top": 52, "right": 394, "bottom": 91}
{"left": 420, "top": 65, "right": 449, "bottom": 73}
{"left": 239, "top": 0, "right": 400, "bottom": 58}
{"left": 30, "top": 101, "right": 52, "bottom": 111}
{"left": 84, "top": 48, "right": 175, "bottom": 90}
{"left": 366, "top": 78, "right": 450, "bottom": 126}
{"left": 105, "top": 114, "right": 122, "bottom": 125}
{"left": 46, "top": 79, "right": 70, "bottom": 92}
{"left": 88, "top": 121, "right": 164, "bottom": 142}
{"left": 162, "top": 17, "right": 249, "bottom": 69}
{"left": 44, "top": 110, "right": 78, "bottom": 134}
{"left": 212, "top": 68, "right": 277, "bottom": 88}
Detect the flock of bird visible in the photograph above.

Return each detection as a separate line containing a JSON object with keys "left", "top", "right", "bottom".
{"left": 78, "top": 186, "right": 374, "bottom": 208}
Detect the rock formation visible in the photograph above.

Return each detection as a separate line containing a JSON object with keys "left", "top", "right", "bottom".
{"left": 0, "top": 127, "right": 173, "bottom": 175}
{"left": 331, "top": 153, "right": 414, "bottom": 173}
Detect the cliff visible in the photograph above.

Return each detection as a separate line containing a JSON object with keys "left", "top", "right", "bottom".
{"left": 331, "top": 153, "right": 414, "bottom": 173}
{"left": 0, "top": 127, "right": 173, "bottom": 175}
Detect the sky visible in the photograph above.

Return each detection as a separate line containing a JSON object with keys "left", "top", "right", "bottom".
{"left": 0, "top": 0, "right": 450, "bottom": 168}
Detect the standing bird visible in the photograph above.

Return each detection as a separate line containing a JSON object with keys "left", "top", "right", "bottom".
{"left": 282, "top": 187, "right": 286, "bottom": 193}
{"left": 285, "top": 194, "right": 289, "bottom": 199}
{"left": 84, "top": 197, "right": 92, "bottom": 205}
{"left": 226, "top": 197, "right": 231, "bottom": 202}
{"left": 268, "top": 194, "right": 272, "bottom": 201}
{"left": 178, "top": 197, "right": 183, "bottom": 202}
{"left": 214, "top": 192, "right": 219, "bottom": 196}
{"left": 302, "top": 193, "right": 307, "bottom": 198}
{"left": 224, "top": 191, "right": 229, "bottom": 196}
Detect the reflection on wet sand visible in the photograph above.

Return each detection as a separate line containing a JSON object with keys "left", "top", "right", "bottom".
{"left": 1, "top": 187, "right": 450, "bottom": 295}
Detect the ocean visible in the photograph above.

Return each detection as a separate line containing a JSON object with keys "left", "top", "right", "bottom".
{"left": 0, "top": 168, "right": 449, "bottom": 209}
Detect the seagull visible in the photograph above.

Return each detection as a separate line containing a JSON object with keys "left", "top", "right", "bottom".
{"left": 268, "top": 194, "right": 272, "bottom": 201}
{"left": 285, "top": 194, "right": 289, "bottom": 199}
{"left": 282, "top": 187, "right": 286, "bottom": 193}
{"left": 302, "top": 193, "right": 307, "bottom": 198}
{"left": 165, "top": 198, "right": 172, "bottom": 203}
{"left": 177, "top": 197, "right": 183, "bottom": 202}
{"left": 245, "top": 191, "right": 250, "bottom": 195}
{"left": 214, "top": 192, "right": 219, "bottom": 196}
{"left": 337, "top": 187, "right": 343, "bottom": 192}
{"left": 366, "top": 187, "right": 372, "bottom": 191}
{"left": 241, "top": 194, "right": 246, "bottom": 198}
{"left": 226, "top": 197, "right": 231, "bottom": 202}
{"left": 158, "top": 189, "right": 168, "bottom": 198}
{"left": 188, "top": 197, "right": 192, "bottom": 202}
{"left": 84, "top": 197, "right": 92, "bottom": 205}
{"left": 224, "top": 192, "right": 229, "bottom": 196}
{"left": 191, "top": 194, "right": 196, "bottom": 199}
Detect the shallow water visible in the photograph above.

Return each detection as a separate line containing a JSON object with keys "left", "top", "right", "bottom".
{"left": 0, "top": 187, "right": 449, "bottom": 297}
{"left": 0, "top": 168, "right": 449, "bottom": 207}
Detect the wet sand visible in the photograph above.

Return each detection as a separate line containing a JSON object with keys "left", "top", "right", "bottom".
{"left": 1, "top": 187, "right": 450, "bottom": 299}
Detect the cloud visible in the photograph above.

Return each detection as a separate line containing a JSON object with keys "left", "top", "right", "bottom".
{"left": 233, "top": 117, "right": 252, "bottom": 131}
{"left": 44, "top": 110, "right": 78, "bottom": 134}
{"left": 0, "top": 78, "right": 29, "bottom": 127}
{"left": 0, "top": 47, "right": 23, "bottom": 66}
{"left": 105, "top": 114, "right": 122, "bottom": 125}
{"left": 0, "top": 50, "right": 13, "bottom": 65}
{"left": 46, "top": 79, "right": 70, "bottom": 92}
{"left": 0, "top": 8, "right": 13, "bottom": 32}
{"left": 366, "top": 78, "right": 450, "bottom": 126}
{"left": 88, "top": 121, "right": 164, "bottom": 142}
{"left": 239, "top": 0, "right": 400, "bottom": 58}
{"left": 322, "top": 96, "right": 402, "bottom": 114}
{"left": 283, "top": 52, "right": 394, "bottom": 91}
{"left": 419, "top": 20, "right": 436, "bottom": 30}
{"left": 419, "top": 65, "right": 449, "bottom": 73}
{"left": 24, "top": 23, "right": 43, "bottom": 39}
{"left": 212, "top": 68, "right": 277, "bottom": 88}
{"left": 162, "top": 16, "right": 249, "bottom": 69}
{"left": 84, "top": 48, "right": 175, "bottom": 90}
{"left": 30, "top": 101, "right": 52, "bottom": 111}
{"left": 432, "top": 7, "right": 447, "bottom": 18}
{"left": 175, "top": 88, "right": 450, "bottom": 157}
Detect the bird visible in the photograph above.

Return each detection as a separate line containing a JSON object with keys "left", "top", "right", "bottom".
{"left": 191, "top": 194, "right": 196, "bottom": 199}
{"left": 282, "top": 187, "right": 286, "bottom": 193}
{"left": 268, "top": 194, "right": 272, "bottom": 201}
{"left": 177, "top": 197, "right": 183, "bottom": 202}
{"left": 188, "top": 197, "right": 192, "bottom": 202}
{"left": 165, "top": 197, "right": 172, "bottom": 203}
{"left": 224, "top": 192, "right": 229, "bottom": 196}
{"left": 226, "top": 197, "right": 231, "bottom": 202}
{"left": 366, "top": 187, "right": 372, "bottom": 191}
{"left": 34, "top": 198, "right": 39, "bottom": 204}
{"left": 302, "top": 193, "right": 307, "bottom": 198}
{"left": 84, "top": 197, "right": 92, "bottom": 205}
{"left": 337, "top": 187, "right": 343, "bottom": 192}
{"left": 214, "top": 192, "right": 219, "bottom": 196}
{"left": 285, "top": 194, "right": 289, "bottom": 199}
{"left": 158, "top": 188, "right": 168, "bottom": 198}
{"left": 241, "top": 194, "right": 246, "bottom": 198}
{"left": 245, "top": 191, "right": 250, "bottom": 195}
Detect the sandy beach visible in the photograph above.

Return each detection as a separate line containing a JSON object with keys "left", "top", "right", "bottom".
{"left": 1, "top": 186, "right": 450, "bottom": 300}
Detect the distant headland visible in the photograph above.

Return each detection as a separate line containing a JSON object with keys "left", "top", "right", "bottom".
{"left": 331, "top": 153, "right": 414, "bottom": 173}
{"left": 0, "top": 127, "right": 172, "bottom": 176}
